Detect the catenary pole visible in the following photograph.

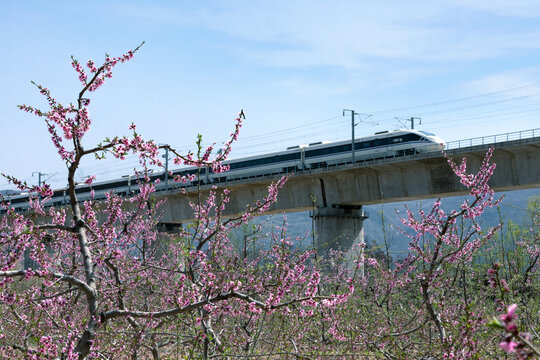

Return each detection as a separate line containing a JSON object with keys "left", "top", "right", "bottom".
{"left": 343, "top": 109, "right": 359, "bottom": 164}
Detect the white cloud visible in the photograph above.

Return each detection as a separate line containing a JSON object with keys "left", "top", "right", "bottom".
{"left": 447, "top": 0, "right": 540, "bottom": 18}
{"left": 108, "top": 1, "right": 540, "bottom": 69}
{"left": 105, "top": 1, "right": 540, "bottom": 97}
{"left": 460, "top": 68, "right": 540, "bottom": 96}
{"left": 184, "top": 1, "right": 540, "bottom": 70}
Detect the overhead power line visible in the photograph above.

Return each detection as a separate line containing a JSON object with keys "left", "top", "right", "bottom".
{"left": 368, "top": 82, "right": 540, "bottom": 114}
{"left": 4, "top": 82, "right": 540, "bottom": 190}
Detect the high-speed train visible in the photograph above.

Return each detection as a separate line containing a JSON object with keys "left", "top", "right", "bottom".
{"left": 1, "top": 129, "right": 444, "bottom": 213}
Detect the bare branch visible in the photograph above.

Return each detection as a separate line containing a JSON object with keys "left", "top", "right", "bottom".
{"left": 0, "top": 270, "right": 94, "bottom": 298}
{"left": 102, "top": 291, "right": 333, "bottom": 322}
{"left": 35, "top": 224, "right": 77, "bottom": 233}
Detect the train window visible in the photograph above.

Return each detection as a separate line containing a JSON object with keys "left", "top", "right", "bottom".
{"left": 402, "top": 133, "right": 422, "bottom": 142}
{"left": 226, "top": 151, "right": 301, "bottom": 170}
{"left": 306, "top": 144, "right": 351, "bottom": 158}
{"left": 393, "top": 137, "right": 403, "bottom": 143}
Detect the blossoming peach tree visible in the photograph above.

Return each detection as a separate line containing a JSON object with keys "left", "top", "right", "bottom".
{"left": 0, "top": 44, "right": 351, "bottom": 359}
{"left": 309, "top": 148, "right": 539, "bottom": 359}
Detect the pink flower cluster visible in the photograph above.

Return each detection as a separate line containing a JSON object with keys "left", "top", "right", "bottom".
{"left": 1, "top": 44, "right": 361, "bottom": 359}
{"left": 72, "top": 47, "right": 137, "bottom": 92}
{"left": 498, "top": 304, "right": 535, "bottom": 359}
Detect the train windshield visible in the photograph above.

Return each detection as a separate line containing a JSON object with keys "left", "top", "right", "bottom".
{"left": 419, "top": 131, "right": 435, "bottom": 137}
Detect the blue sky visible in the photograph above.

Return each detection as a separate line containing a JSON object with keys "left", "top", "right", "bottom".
{"left": 1, "top": 1, "right": 540, "bottom": 188}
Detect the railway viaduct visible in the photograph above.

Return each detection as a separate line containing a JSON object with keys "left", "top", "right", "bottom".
{"left": 156, "top": 134, "right": 540, "bottom": 259}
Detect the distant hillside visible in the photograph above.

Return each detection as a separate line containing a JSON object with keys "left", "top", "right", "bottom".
{"left": 362, "top": 188, "right": 539, "bottom": 256}
{"left": 251, "top": 188, "right": 539, "bottom": 257}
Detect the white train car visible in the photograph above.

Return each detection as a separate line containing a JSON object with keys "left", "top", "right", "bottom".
{"left": 216, "top": 128, "right": 444, "bottom": 177}
{"left": 1, "top": 129, "right": 444, "bottom": 213}
{"left": 303, "top": 129, "right": 444, "bottom": 169}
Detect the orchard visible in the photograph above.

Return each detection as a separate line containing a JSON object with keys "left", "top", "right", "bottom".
{"left": 0, "top": 45, "right": 538, "bottom": 359}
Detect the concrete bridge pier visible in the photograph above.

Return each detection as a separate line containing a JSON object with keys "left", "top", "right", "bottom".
{"left": 157, "top": 222, "right": 182, "bottom": 234}
{"left": 311, "top": 205, "right": 368, "bottom": 276}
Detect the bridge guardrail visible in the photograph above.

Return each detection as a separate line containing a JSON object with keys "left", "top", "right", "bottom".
{"left": 444, "top": 128, "right": 539, "bottom": 150}
{"left": 181, "top": 128, "right": 540, "bottom": 189}
{"left": 2, "top": 128, "right": 539, "bottom": 202}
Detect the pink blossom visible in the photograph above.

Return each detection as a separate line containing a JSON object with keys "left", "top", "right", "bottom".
{"left": 500, "top": 340, "right": 518, "bottom": 353}
{"left": 85, "top": 175, "right": 96, "bottom": 185}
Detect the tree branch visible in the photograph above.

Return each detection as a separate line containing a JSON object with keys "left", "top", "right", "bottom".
{"left": 101, "top": 291, "right": 332, "bottom": 322}
{"left": 0, "top": 270, "right": 94, "bottom": 298}
{"left": 35, "top": 224, "right": 77, "bottom": 233}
